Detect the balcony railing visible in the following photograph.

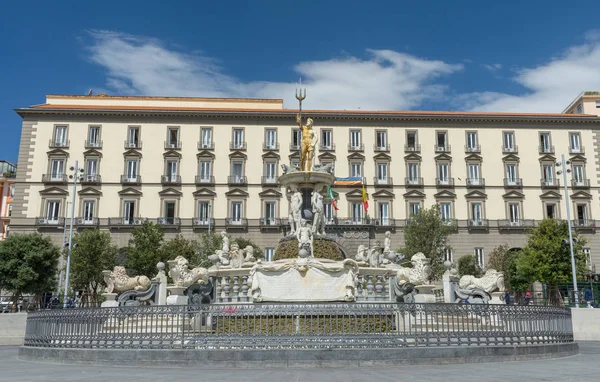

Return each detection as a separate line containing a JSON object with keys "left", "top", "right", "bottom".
{"left": 404, "top": 177, "right": 423, "bottom": 186}
{"left": 230, "top": 142, "right": 247, "bottom": 150}
{"left": 436, "top": 178, "right": 455, "bottom": 187}
{"left": 80, "top": 174, "right": 102, "bottom": 185}
{"left": 434, "top": 144, "right": 451, "bottom": 153}
{"left": 464, "top": 145, "right": 481, "bottom": 153}
{"left": 467, "top": 219, "right": 489, "bottom": 229}
{"left": 404, "top": 144, "right": 420, "bottom": 153}
{"left": 261, "top": 176, "right": 278, "bottom": 185}
{"left": 260, "top": 218, "right": 281, "bottom": 227}
{"left": 374, "top": 144, "right": 390, "bottom": 152}
{"left": 503, "top": 178, "right": 523, "bottom": 188}
{"left": 538, "top": 145, "right": 555, "bottom": 154}
{"left": 373, "top": 218, "right": 396, "bottom": 227}
{"left": 502, "top": 145, "right": 518, "bottom": 154}
{"left": 226, "top": 218, "right": 248, "bottom": 227}
{"left": 48, "top": 139, "right": 69, "bottom": 148}
{"left": 76, "top": 217, "right": 99, "bottom": 226}
{"left": 348, "top": 143, "right": 364, "bottom": 152}
{"left": 195, "top": 175, "right": 215, "bottom": 185}
{"left": 336, "top": 218, "right": 373, "bottom": 226}
{"left": 571, "top": 179, "right": 590, "bottom": 188}
{"left": 320, "top": 144, "right": 336, "bottom": 151}
{"left": 569, "top": 146, "right": 585, "bottom": 155}
{"left": 290, "top": 143, "right": 300, "bottom": 151}
{"left": 85, "top": 140, "right": 103, "bottom": 149}
{"left": 198, "top": 142, "right": 214, "bottom": 150}
{"left": 263, "top": 143, "right": 279, "bottom": 151}
{"left": 540, "top": 178, "right": 559, "bottom": 188}
{"left": 124, "top": 140, "right": 142, "bottom": 149}
{"left": 108, "top": 217, "right": 148, "bottom": 226}
{"left": 228, "top": 176, "right": 247, "bottom": 185}
{"left": 466, "top": 178, "right": 485, "bottom": 187}
{"left": 35, "top": 217, "right": 65, "bottom": 226}
{"left": 193, "top": 217, "right": 215, "bottom": 227}
{"left": 42, "top": 174, "right": 68, "bottom": 183}
{"left": 121, "top": 175, "right": 141, "bottom": 185}
{"left": 157, "top": 217, "right": 180, "bottom": 226}
{"left": 497, "top": 219, "right": 536, "bottom": 229}
{"left": 164, "top": 141, "right": 182, "bottom": 150}
{"left": 161, "top": 175, "right": 181, "bottom": 185}
{"left": 572, "top": 219, "right": 596, "bottom": 228}
{"left": 373, "top": 177, "right": 393, "bottom": 186}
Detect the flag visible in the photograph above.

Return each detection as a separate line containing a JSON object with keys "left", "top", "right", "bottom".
{"left": 362, "top": 183, "right": 369, "bottom": 211}
{"left": 334, "top": 177, "right": 363, "bottom": 186}
{"left": 328, "top": 186, "right": 339, "bottom": 211}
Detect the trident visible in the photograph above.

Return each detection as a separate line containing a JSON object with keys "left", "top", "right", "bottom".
{"left": 295, "top": 78, "right": 306, "bottom": 124}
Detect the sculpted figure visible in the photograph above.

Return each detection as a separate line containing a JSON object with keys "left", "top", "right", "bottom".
{"left": 244, "top": 245, "right": 256, "bottom": 263}
{"left": 459, "top": 269, "right": 505, "bottom": 293}
{"left": 297, "top": 219, "right": 313, "bottom": 256}
{"left": 383, "top": 231, "right": 392, "bottom": 255}
{"left": 167, "top": 256, "right": 209, "bottom": 287}
{"left": 217, "top": 249, "right": 231, "bottom": 267}
{"left": 396, "top": 252, "right": 432, "bottom": 286}
{"left": 281, "top": 164, "right": 299, "bottom": 175}
{"left": 221, "top": 231, "right": 230, "bottom": 253}
{"left": 102, "top": 266, "right": 151, "bottom": 294}
{"left": 366, "top": 242, "right": 382, "bottom": 267}
{"left": 354, "top": 244, "right": 368, "bottom": 263}
{"left": 229, "top": 243, "right": 245, "bottom": 269}
{"left": 296, "top": 114, "right": 315, "bottom": 171}
{"left": 311, "top": 184, "right": 326, "bottom": 235}
{"left": 289, "top": 185, "right": 303, "bottom": 235}
{"left": 313, "top": 162, "right": 335, "bottom": 174}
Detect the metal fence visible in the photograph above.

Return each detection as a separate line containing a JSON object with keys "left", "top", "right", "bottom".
{"left": 23, "top": 303, "right": 573, "bottom": 350}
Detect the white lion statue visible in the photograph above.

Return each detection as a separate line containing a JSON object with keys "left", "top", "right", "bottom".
{"left": 459, "top": 269, "right": 505, "bottom": 293}
{"left": 396, "top": 252, "right": 432, "bottom": 286}
{"left": 167, "top": 256, "right": 209, "bottom": 287}
{"left": 102, "top": 266, "right": 151, "bottom": 294}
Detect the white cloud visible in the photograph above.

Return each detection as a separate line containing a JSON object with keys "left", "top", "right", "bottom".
{"left": 482, "top": 63, "right": 502, "bottom": 72}
{"left": 85, "top": 30, "right": 463, "bottom": 110}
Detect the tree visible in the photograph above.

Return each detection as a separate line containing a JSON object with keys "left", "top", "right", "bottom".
{"left": 517, "top": 219, "right": 587, "bottom": 305}
{"left": 195, "top": 232, "right": 263, "bottom": 266}
{"left": 400, "top": 205, "right": 456, "bottom": 280}
{"left": 70, "top": 229, "right": 119, "bottom": 304}
{"left": 161, "top": 234, "right": 212, "bottom": 268}
{"left": 233, "top": 237, "right": 264, "bottom": 260}
{"left": 457, "top": 254, "right": 483, "bottom": 278}
{"left": 0, "top": 234, "right": 60, "bottom": 306}
{"left": 125, "top": 222, "right": 164, "bottom": 277}
{"left": 487, "top": 244, "right": 526, "bottom": 290}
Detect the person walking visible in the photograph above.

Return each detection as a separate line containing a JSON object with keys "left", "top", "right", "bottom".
{"left": 504, "top": 290, "right": 511, "bottom": 305}
{"left": 524, "top": 291, "right": 531, "bottom": 306}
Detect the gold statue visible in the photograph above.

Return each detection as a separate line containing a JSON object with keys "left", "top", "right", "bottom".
{"left": 297, "top": 114, "right": 316, "bottom": 171}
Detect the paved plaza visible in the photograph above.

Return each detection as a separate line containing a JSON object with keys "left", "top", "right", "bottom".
{"left": 1, "top": 343, "right": 598, "bottom": 381}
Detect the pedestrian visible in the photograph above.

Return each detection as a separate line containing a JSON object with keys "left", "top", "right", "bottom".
{"left": 524, "top": 291, "right": 531, "bottom": 306}
{"left": 504, "top": 290, "right": 511, "bottom": 305}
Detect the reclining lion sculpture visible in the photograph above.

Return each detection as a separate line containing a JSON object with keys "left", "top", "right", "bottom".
{"left": 167, "top": 256, "right": 209, "bottom": 287}
{"left": 103, "top": 266, "right": 151, "bottom": 294}
{"left": 459, "top": 269, "right": 505, "bottom": 293}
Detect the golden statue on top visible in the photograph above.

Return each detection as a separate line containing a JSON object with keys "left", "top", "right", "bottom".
{"left": 295, "top": 83, "right": 317, "bottom": 172}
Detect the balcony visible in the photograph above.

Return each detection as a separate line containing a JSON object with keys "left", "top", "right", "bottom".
{"left": 157, "top": 217, "right": 180, "bottom": 227}
{"left": 230, "top": 142, "right": 247, "bottom": 150}
{"left": 164, "top": 141, "right": 182, "bottom": 150}
{"left": 572, "top": 179, "right": 590, "bottom": 189}
{"left": 538, "top": 145, "right": 554, "bottom": 154}
{"left": 434, "top": 144, "right": 451, "bottom": 153}
{"left": 290, "top": 143, "right": 300, "bottom": 151}
{"left": 337, "top": 218, "right": 373, "bottom": 226}
{"left": 195, "top": 175, "right": 215, "bottom": 185}
{"left": 42, "top": 174, "right": 68, "bottom": 184}
{"left": 569, "top": 146, "right": 585, "bottom": 155}
{"left": 124, "top": 140, "right": 142, "bottom": 149}
{"left": 374, "top": 144, "right": 390, "bottom": 152}
{"left": 540, "top": 178, "right": 559, "bottom": 188}
{"left": 192, "top": 217, "right": 215, "bottom": 228}
{"left": 228, "top": 176, "right": 247, "bottom": 185}
{"left": 502, "top": 145, "right": 518, "bottom": 154}
{"left": 436, "top": 178, "right": 455, "bottom": 187}
{"left": 404, "top": 144, "right": 420, "bottom": 153}
{"left": 49, "top": 139, "right": 69, "bottom": 148}
{"left": 85, "top": 140, "right": 103, "bottom": 149}
{"left": 80, "top": 174, "right": 102, "bottom": 185}
{"left": 226, "top": 218, "right": 248, "bottom": 227}
{"left": 348, "top": 143, "right": 364, "bottom": 152}
{"left": 76, "top": 217, "right": 99, "bottom": 227}
{"left": 497, "top": 219, "right": 536, "bottom": 230}
{"left": 373, "top": 177, "right": 393, "bottom": 186}
{"left": 373, "top": 218, "right": 396, "bottom": 227}
{"left": 261, "top": 176, "right": 279, "bottom": 186}
{"left": 260, "top": 218, "right": 281, "bottom": 228}
{"left": 263, "top": 143, "right": 279, "bottom": 151}
{"left": 109, "top": 217, "right": 148, "bottom": 226}
{"left": 467, "top": 219, "right": 489, "bottom": 230}
{"left": 198, "top": 141, "right": 215, "bottom": 150}
{"left": 120, "top": 175, "right": 141, "bottom": 185}
{"left": 464, "top": 145, "right": 481, "bottom": 153}
{"left": 161, "top": 175, "right": 181, "bottom": 185}
{"left": 466, "top": 178, "right": 485, "bottom": 188}
{"left": 503, "top": 178, "right": 523, "bottom": 188}
{"left": 320, "top": 144, "right": 336, "bottom": 152}
{"left": 35, "top": 217, "right": 65, "bottom": 226}
{"left": 405, "top": 177, "right": 423, "bottom": 187}
{"left": 572, "top": 219, "right": 596, "bottom": 229}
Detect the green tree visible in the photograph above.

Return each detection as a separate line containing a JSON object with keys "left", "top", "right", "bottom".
{"left": 70, "top": 229, "right": 119, "bottom": 304}
{"left": 161, "top": 234, "right": 212, "bottom": 268}
{"left": 457, "top": 254, "right": 483, "bottom": 277}
{"left": 0, "top": 234, "right": 60, "bottom": 306}
{"left": 233, "top": 237, "right": 264, "bottom": 260}
{"left": 125, "top": 222, "right": 164, "bottom": 277}
{"left": 400, "top": 205, "right": 456, "bottom": 279}
{"left": 517, "top": 219, "right": 587, "bottom": 305}
{"left": 487, "top": 244, "right": 527, "bottom": 290}
{"left": 195, "top": 232, "right": 263, "bottom": 266}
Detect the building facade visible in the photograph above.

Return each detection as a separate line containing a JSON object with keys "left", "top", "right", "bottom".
{"left": 10, "top": 94, "right": 600, "bottom": 269}
{"left": 0, "top": 160, "right": 16, "bottom": 240}
{"left": 564, "top": 91, "right": 600, "bottom": 116}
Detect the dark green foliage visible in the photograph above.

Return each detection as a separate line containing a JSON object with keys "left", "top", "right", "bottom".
{"left": 457, "top": 254, "right": 483, "bottom": 278}
{"left": 195, "top": 232, "right": 262, "bottom": 266}
{"left": 125, "top": 222, "right": 164, "bottom": 276}
{"left": 274, "top": 238, "right": 344, "bottom": 261}
{"left": 162, "top": 234, "right": 211, "bottom": 269}
{"left": 233, "top": 237, "right": 264, "bottom": 260}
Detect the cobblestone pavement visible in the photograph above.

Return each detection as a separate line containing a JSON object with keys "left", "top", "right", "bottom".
{"left": 1, "top": 343, "right": 599, "bottom": 382}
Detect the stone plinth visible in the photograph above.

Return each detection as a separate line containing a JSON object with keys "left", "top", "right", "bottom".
{"left": 279, "top": 171, "right": 335, "bottom": 189}
{"left": 101, "top": 293, "right": 119, "bottom": 307}
{"left": 166, "top": 286, "right": 188, "bottom": 305}
{"left": 414, "top": 285, "right": 437, "bottom": 304}
{"left": 490, "top": 291, "right": 504, "bottom": 305}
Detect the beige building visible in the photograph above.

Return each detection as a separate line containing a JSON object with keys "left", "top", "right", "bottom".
{"left": 10, "top": 94, "right": 600, "bottom": 269}
{"left": 564, "top": 91, "right": 600, "bottom": 116}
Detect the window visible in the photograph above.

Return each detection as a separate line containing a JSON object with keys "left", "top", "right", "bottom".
{"left": 167, "top": 127, "right": 179, "bottom": 147}
{"left": 439, "top": 203, "right": 451, "bottom": 221}
{"left": 7, "top": 204, "right": 12, "bottom": 217}
{"left": 54, "top": 125, "right": 67, "bottom": 146}
{"left": 474, "top": 248, "right": 485, "bottom": 268}
{"left": 126, "top": 160, "right": 138, "bottom": 181}
{"left": 265, "top": 248, "right": 275, "bottom": 262}
{"left": 231, "top": 202, "right": 242, "bottom": 223}
{"left": 378, "top": 202, "right": 389, "bottom": 225}
{"left": 572, "top": 165, "right": 584, "bottom": 185}
{"left": 265, "top": 129, "right": 277, "bottom": 149}
{"left": 321, "top": 130, "right": 332, "bottom": 149}
{"left": 88, "top": 126, "right": 100, "bottom": 146}
{"left": 264, "top": 202, "right": 276, "bottom": 224}
{"left": 437, "top": 163, "right": 449, "bottom": 184}
{"left": 471, "top": 202, "right": 483, "bottom": 223}
{"left": 164, "top": 201, "right": 176, "bottom": 224}
{"left": 166, "top": 160, "right": 178, "bottom": 181}
{"left": 351, "top": 202, "right": 363, "bottom": 223}
{"left": 466, "top": 132, "right": 478, "bottom": 151}
{"left": 350, "top": 162, "right": 362, "bottom": 177}
{"left": 576, "top": 204, "right": 588, "bottom": 224}
{"left": 264, "top": 162, "right": 277, "bottom": 182}
{"left": 376, "top": 163, "right": 388, "bottom": 184}
{"left": 542, "top": 164, "right": 554, "bottom": 185}
{"left": 468, "top": 163, "right": 480, "bottom": 185}
{"left": 503, "top": 131, "right": 515, "bottom": 151}
{"left": 200, "top": 161, "right": 211, "bottom": 181}
{"left": 407, "top": 163, "right": 419, "bottom": 183}
{"left": 232, "top": 128, "right": 244, "bottom": 149}
{"left": 46, "top": 200, "right": 61, "bottom": 223}
{"left": 584, "top": 248, "right": 592, "bottom": 270}
{"left": 127, "top": 126, "right": 140, "bottom": 147}
{"left": 577, "top": 104, "right": 583, "bottom": 113}
{"left": 123, "top": 201, "right": 136, "bottom": 224}
{"left": 231, "top": 161, "right": 243, "bottom": 181}
{"left": 9, "top": 185, "right": 14, "bottom": 198}
{"left": 505, "top": 164, "right": 518, "bottom": 184}
{"left": 292, "top": 129, "right": 302, "bottom": 148}
{"left": 376, "top": 131, "right": 387, "bottom": 149}
{"left": 85, "top": 159, "right": 98, "bottom": 182}
{"left": 509, "top": 203, "right": 520, "bottom": 223}
{"left": 436, "top": 132, "right": 447, "bottom": 151}
{"left": 596, "top": 101, "right": 600, "bottom": 108}
{"left": 200, "top": 128, "right": 213, "bottom": 148}
{"left": 350, "top": 130, "right": 361, "bottom": 149}
{"left": 83, "top": 201, "right": 95, "bottom": 223}
{"left": 50, "top": 159, "right": 65, "bottom": 180}
{"left": 197, "top": 201, "right": 210, "bottom": 224}
{"left": 539, "top": 133, "right": 551, "bottom": 152}
{"left": 408, "top": 202, "right": 420, "bottom": 215}
{"left": 569, "top": 133, "right": 581, "bottom": 153}
{"left": 444, "top": 248, "right": 453, "bottom": 262}
{"left": 406, "top": 131, "right": 417, "bottom": 149}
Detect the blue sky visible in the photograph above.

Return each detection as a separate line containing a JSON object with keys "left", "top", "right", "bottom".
{"left": 2, "top": 0, "right": 600, "bottom": 164}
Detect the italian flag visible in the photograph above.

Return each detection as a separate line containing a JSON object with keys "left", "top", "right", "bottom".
{"left": 328, "top": 186, "right": 339, "bottom": 211}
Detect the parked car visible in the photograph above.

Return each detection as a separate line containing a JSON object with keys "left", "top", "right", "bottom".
{"left": 1, "top": 297, "right": 14, "bottom": 313}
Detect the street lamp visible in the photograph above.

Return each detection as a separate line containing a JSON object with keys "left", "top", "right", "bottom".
{"left": 63, "top": 161, "right": 84, "bottom": 308}
{"left": 556, "top": 154, "right": 579, "bottom": 307}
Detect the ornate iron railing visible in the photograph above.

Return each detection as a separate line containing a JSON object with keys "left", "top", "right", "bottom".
{"left": 23, "top": 303, "right": 573, "bottom": 350}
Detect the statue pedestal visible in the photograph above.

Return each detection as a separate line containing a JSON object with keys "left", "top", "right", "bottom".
{"left": 442, "top": 272, "right": 459, "bottom": 303}
{"left": 414, "top": 285, "right": 437, "bottom": 304}
{"left": 490, "top": 291, "right": 504, "bottom": 305}
{"left": 101, "top": 293, "right": 119, "bottom": 307}
{"left": 166, "top": 286, "right": 188, "bottom": 305}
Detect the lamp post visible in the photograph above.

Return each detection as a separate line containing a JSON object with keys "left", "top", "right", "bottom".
{"left": 556, "top": 154, "right": 579, "bottom": 307}
{"left": 57, "top": 201, "right": 70, "bottom": 296}
{"left": 63, "top": 161, "right": 83, "bottom": 308}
